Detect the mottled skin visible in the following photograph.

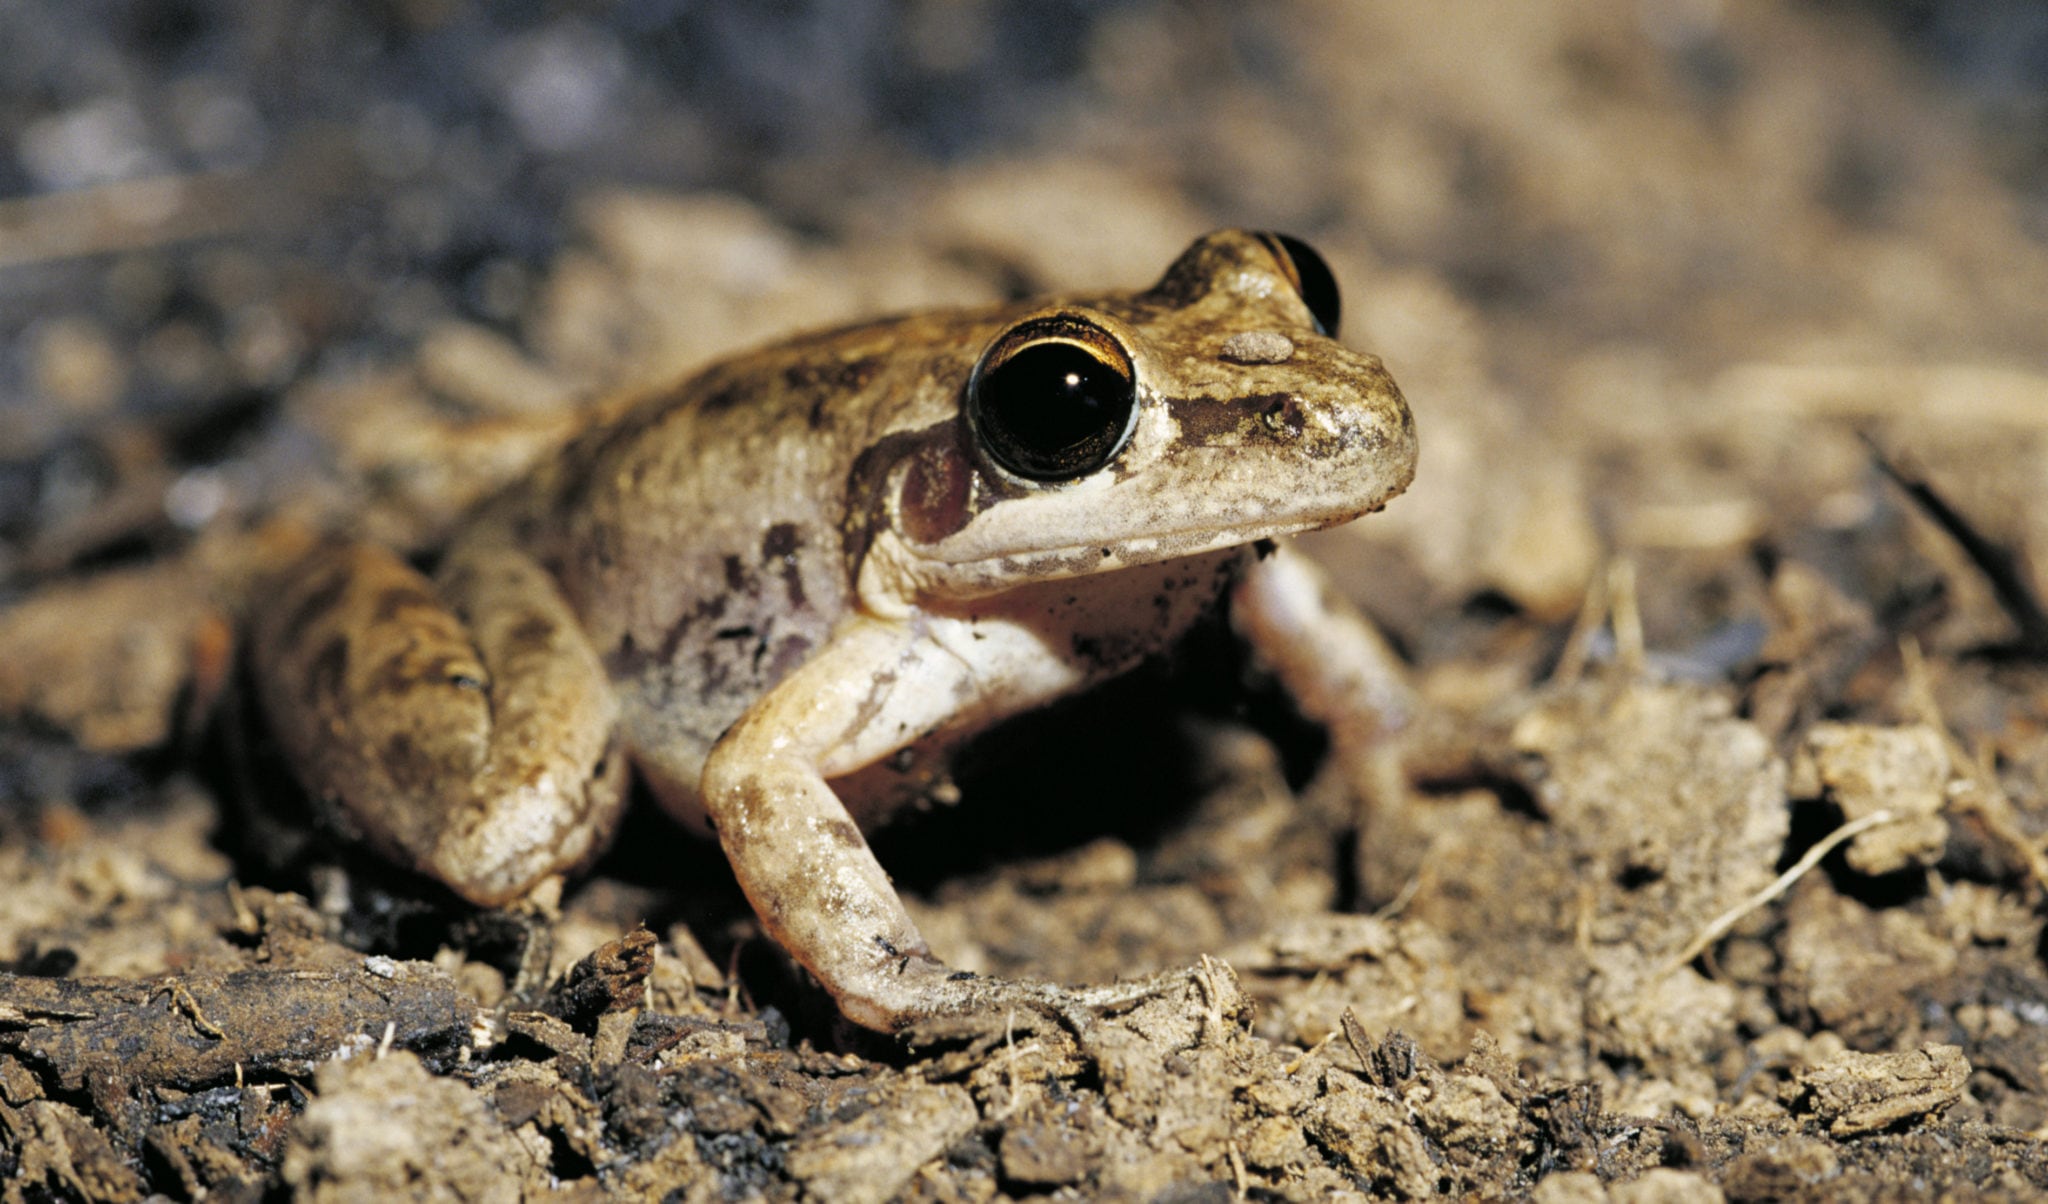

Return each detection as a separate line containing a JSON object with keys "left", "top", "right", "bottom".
{"left": 252, "top": 230, "right": 1417, "bottom": 1032}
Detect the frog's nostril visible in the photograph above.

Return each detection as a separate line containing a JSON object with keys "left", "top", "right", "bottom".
{"left": 1260, "top": 396, "right": 1305, "bottom": 437}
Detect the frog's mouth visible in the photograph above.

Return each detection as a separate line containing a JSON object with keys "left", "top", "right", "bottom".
{"left": 963, "top": 514, "right": 1335, "bottom": 575}
{"left": 876, "top": 491, "right": 1391, "bottom": 610}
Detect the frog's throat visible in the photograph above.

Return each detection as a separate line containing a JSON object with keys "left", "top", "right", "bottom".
{"left": 856, "top": 519, "right": 1336, "bottom": 618}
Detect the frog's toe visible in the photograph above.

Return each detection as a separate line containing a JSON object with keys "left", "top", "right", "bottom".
{"left": 858, "top": 960, "right": 1231, "bottom": 1045}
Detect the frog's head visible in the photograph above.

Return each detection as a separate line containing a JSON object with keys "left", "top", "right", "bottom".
{"left": 865, "top": 229, "right": 1416, "bottom": 609}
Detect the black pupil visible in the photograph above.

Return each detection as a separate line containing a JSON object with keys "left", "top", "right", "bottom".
{"left": 974, "top": 341, "right": 1134, "bottom": 480}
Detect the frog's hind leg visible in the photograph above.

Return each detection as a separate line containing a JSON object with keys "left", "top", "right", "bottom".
{"left": 251, "top": 538, "right": 626, "bottom": 907}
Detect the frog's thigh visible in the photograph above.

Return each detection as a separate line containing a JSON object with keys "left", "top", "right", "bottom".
{"left": 252, "top": 539, "right": 626, "bottom": 907}
{"left": 700, "top": 614, "right": 1047, "bottom": 1030}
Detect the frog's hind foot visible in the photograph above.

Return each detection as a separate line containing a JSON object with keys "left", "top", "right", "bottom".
{"left": 884, "top": 957, "right": 1248, "bottom": 1052}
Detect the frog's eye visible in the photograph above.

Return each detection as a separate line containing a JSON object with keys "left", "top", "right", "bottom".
{"left": 1256, "top": 232, "right": 1342, "bottom": 338}
{"left": 967, "top": 318, "right": 1137, "bottom": 482}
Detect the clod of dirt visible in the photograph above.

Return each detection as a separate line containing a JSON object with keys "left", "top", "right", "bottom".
{"left": 1715, "top": 1134, "right": 1842, "bottom": 1200}
{"left": 282, "top": 1050, "right": 535, "bottom": 1203}
{"left": 1535, "top": 1168, "right": 1729, "bottom": 1203}
{"left": 783, "top": 1080, "right": 978, "bottom": 1204}
{"left": 542, "top": 925, "right": 656, "bottom": 1030}
{"left": 998, "top": 1100, "right": 1104, "bottom": 1188}
{"left": 1304, "top": 1077, "right": 1439, "bottom": 1198}
{"left": 0, "top": 526, "right": 309, "bottom": 755}
{"left": 0, "top": 560, "right": 222, "bottom": 753}
{"left": 1789, "top": 723, "right": 1951, "bottom": 876}
{"left": 1775, "top": 881, "right": 1959, "bottom": 1045}
{"left": 1, "top": 1098, "right": 148, "bottom": 1204}
{"left": 1744, "top": 560, "right": 1882, "bottom": 742}
{"left": 1616, "top": 1168, "right": 1726, "bottom": 1203}
{"left": 1791, "top": 1043, "right": 1970, "bottom": 1137}
{"left": 1365, "top": 679, "right": 1791, "bottom": 1109}
{"left": 1230, "top": 913, "right": 1468, "bottom": 1061}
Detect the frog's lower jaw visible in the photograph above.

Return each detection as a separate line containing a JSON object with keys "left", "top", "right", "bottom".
{"left": 861, "top": 517, "right": 1337, "bottom": 615}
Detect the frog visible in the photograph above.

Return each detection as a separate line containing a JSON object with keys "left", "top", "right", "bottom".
{"left": 247, "top": 229, "right": 1417, "bottom": 1033}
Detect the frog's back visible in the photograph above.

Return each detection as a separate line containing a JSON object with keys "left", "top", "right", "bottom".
{"left": 488, "top": 309, "right": 995, "bottom": 816}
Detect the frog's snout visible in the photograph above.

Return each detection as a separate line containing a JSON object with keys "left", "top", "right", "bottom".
{"left": 1261, "top": 354, "right": 1417, "bottom": 519}
{"left": 1175, "top": 344, "right": 1411, "bottom": 472}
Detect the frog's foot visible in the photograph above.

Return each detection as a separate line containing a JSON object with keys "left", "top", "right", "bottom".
{"left": 833, "top": 953, "right": 1239, "bottom": 1045}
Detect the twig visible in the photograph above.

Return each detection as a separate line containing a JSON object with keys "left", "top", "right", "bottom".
{"left": 153, "top": 980, "right": 225, "bottom": 1041}
{"left": 1339, "top": 1007, "right": 1372, "bottom": 1076}
{"left": 1865, "top": 433, "right": 2048, "bottom": 653}
{"left": 0, "top": 171, "right": 265, "bottom": 269}
{"left": 1552, "top": 558, "right": 1644, "bottom": 683}
{"left": 1552, "top": 568, "right": 1609, "bottom": 687}
{"left": 1610, "top": 559, "right": 1645, "bottom": 677}
{"left": 1371, "top": 873, "right": 1423, "bottom": 921}
{"left": 723, "top": 939, "right": 748, "bottom": 1019}
{"left": 1283, "top": 1030, "right": 1336, "bottom": 1076}
{"left": 1659, "top": 808, "right": 1900, "bottom": 978}
{"left": 1195, "top": 955, "right": 1229, "bottom": 1042}
{"left": 1899, "top": 637, "right": 2048, "bottom": 894}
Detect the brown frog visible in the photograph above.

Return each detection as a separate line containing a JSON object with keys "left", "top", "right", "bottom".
{"left": 251, "top": 229, "right": 1417, "bottom": 1032}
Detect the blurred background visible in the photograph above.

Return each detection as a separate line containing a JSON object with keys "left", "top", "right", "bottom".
{"left": 9, "top": 8, "right": 2048, "bottom": 1190}
{"left": 3, "top": 0, "right": 2048, "bottom": 656}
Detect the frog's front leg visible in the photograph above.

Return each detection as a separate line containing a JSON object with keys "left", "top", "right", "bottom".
{"left": 698, "top": 614, "right": 992, "bottom": 1031}
{"left": 252, "top": 538, "right": 627, "bottom": 907}
{"left": 701, "top": 613, "right": 1158, "bottom": 1033}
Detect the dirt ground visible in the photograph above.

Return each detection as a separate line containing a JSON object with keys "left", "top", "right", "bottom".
{"left": 5, "top": 2, "right": 2048, "bottom": 1200}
